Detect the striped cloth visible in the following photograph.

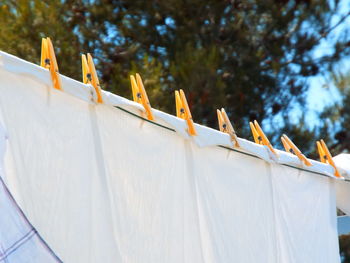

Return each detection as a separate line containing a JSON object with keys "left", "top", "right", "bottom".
{"left": 0, "top": 175, "right": 62, "bottom": 262}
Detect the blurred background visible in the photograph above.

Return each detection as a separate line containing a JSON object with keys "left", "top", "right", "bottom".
{"left": 0, "top": 0, "right": 349, "bottom": 260}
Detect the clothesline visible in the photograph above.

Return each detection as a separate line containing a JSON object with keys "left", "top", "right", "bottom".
{"left": 0, "top": 46, "right": 346, "bottom": 262}
{"left": 0, "top": 46, "right": 348, "bottom": 180}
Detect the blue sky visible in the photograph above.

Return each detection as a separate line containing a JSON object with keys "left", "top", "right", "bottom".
{"left": 338, "top": 216, "right": 350, "bottom": 235}
{"left": 306, "top": 0, "right": 350, "bottom": 127}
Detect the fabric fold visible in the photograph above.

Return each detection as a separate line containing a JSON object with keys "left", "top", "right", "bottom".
{"left": 0, "top": 50, "right": 342, "bottom": 262}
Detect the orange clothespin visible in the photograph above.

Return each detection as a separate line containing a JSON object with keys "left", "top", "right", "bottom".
{"left": 175, "top": 89, "right": 196, "bottom": 136}
{"left": 40, "top": 37, "right": 62, "bottom": 90}
{"left": 316, "top": 139, "right": 341, "bottom": 178}
{"left": 281, "top": 134, "right": 312, "bottom": 166}
{"left": 129, "top": 74, "right": 154, "bottom": 120}
{"left": 81, "top": 53, "right": 103, "bottom": 103}
{"left": 217, "top": 108, "right": 239, "bottom": 147}
{"left": 249, "top": 120, "right": 277, "bottom": 155}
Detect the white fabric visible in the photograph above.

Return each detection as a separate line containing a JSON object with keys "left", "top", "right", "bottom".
{"left": 0, "top": 51, "right": 341, "bottom": 262}
{"left": 0, "top": 51, "right": 335, "bottom": 175}
{"left": 334, "top": 154, "right": 350, "bottom": 179}
{"left": 0, "top": 128, "right": 61, "bottom": 262}
{"left": 334, "top": 154, "right": 350, "bottom": 215}
{"left": 0, "top": 177, "right": 62, "bottom": 262}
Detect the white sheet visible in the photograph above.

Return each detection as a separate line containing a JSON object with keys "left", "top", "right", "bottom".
{"left": 0, "top": 51, "right": 341, "bottom": 262}
{"left": 0, "top": 51, "right": 335, "bottom": 175}
{"left": 334, "top": 154, "right": 350, "bottom": 215}
{"left": 0, "top": 127, "right": 61, "bottom": 262}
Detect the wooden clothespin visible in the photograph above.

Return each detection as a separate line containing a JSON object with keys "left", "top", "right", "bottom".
{"left": 81, "top": 53, "right": 103, "bottom": 103}
{"left": 129, "top": 73, "right": 154, "bottom": 120}
{"left": 40, "top": 37, "right": 62, "bottom": 90}
{"left": 281, "top": 134, "right": 312, "bottom": 166}
{"left": 217, "top": 108, "right": 239, "bottom": 147}
{"left": 316, "top": 139, "right": 341, "bottom": 178}
{"left": 249, "top": 120, "right": 277, "bottom": 155}
{"left": 175, "top": 89, "right": 196, "bottom": 136}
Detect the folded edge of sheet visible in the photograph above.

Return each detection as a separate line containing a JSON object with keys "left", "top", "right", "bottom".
{"left": 0, "top": 50, "right": 337, "bottom": 178}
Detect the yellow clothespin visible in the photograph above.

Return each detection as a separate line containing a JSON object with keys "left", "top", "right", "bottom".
{"left": 281, "top": 134, "right": 312, "bottom": 166}
{"left": 129, "top": 73, "right": 154, "bottom": 120}
{"left": 175, "top": 89, "right": 196, "bottom": 136}
{"left": 316, "top": 139, "right": 341, "bottom": 178}
{"left": 81, "top": 53, "right": 103, "bottom": 103}
{"left": 217, "top": 108, "right": 239, "bottom": 147}
{"left": 249, "top": 120, "right": 277, "bottom": 155}
{"left": 40, "top": 37, "right": 62, "bottom": 90}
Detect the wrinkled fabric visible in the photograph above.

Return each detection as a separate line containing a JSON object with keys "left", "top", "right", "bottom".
{"left": 0, "top": 52, "right": 341, "bottom": 262}
{"left": 0, "top": 127, "right": 61, "bottom": 262}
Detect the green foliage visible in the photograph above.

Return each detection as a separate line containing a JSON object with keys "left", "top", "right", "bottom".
{"left": 0, "top": 0, "right": 349, "bottom": 149}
